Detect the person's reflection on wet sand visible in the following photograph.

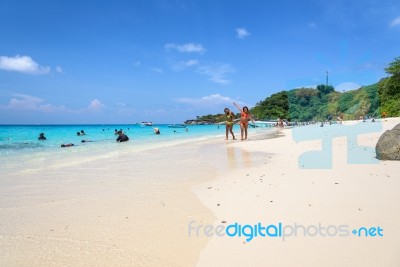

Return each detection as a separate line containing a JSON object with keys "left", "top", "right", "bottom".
{"left": 241, "top": 149, "right": 252, "bottom": 168}
{"left": 226, "top": 146, "right": 237, "bottom": 169}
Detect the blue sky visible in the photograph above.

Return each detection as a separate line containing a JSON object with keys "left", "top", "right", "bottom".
{"left": 0, "top": 0, "right": 399, "bottom": 124}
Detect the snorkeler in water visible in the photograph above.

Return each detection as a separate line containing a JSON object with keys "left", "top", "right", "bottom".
{"left": 61, "top": 143, "right": 74, "bottom": 147}
{"left": 38, "top": 133, "right": 46, "bottom": 140}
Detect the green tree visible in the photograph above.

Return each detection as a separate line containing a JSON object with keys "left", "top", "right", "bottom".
{"left": 378, "top": 56, "right": 400, "bottom": 116}
{"left": 385, "top": 56, "right": 400, "bottom": 77}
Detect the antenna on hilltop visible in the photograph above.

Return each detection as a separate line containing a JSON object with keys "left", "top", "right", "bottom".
{"left": 326, "top": 71, "right": 329, "bottom": 87}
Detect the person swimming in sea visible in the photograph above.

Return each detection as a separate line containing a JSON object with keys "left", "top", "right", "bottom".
{"left": 61, "top": 143, "right": 74, "bottom": 147}
{"left": 223, "top": 107, "right": 235, "bottom": 140}
{"left": 116, "top": 131, "right": 129, "bottom": 142}
{"left": 233, "top": 102, "right": 255, "bottom": 140}
{"left": 153, "top": 127, "right": 160, "bottom": 135}
{"left": 38, "top": 133, "right": 46, "bottom": 140}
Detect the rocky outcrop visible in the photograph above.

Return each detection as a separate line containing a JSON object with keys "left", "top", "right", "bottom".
{"left": 376, "top": 123, "right": 400, "bottom": 160}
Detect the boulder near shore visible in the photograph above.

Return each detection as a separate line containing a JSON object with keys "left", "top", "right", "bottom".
{"left": 376, "top": 123, "right": 400, "bottom": 160}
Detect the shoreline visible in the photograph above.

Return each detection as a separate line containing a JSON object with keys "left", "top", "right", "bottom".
{"left": 0, "top": 125, "right": 274, "bottom": 176}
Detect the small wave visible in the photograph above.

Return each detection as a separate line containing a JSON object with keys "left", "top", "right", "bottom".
{"left": 0, "top": 142, "right": 43, "bottom": 150}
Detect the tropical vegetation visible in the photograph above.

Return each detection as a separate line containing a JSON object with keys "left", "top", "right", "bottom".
{"left": 191, "top": 56, "right": 400, "bottom": 123}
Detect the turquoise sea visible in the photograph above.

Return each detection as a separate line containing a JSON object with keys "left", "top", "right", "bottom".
{"left": 0, "top": 124, "right": 270, "bottom": 175}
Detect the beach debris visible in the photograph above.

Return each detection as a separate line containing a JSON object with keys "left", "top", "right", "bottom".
{"left": 334, "top": 182, "right": 339, "bottom": 185}
{"left": 246, "top": 173, "right": 249, "bottom": 176}
{"left": 217, "top": 203, "right": 220, "bottom": 206}
{"left": 270, "top": 200, "right": 273, "bottom": 203}
{"left": 308, "top": 204, "right": 312, "bottom": 207}
{"left": 207, "top": 186, "right": 212, "bottom": 189}
{"left": 358, "top": 208, "right": 362, "bottom": 211}
{"left": 221, "top": 220, "right": 227, "bottom": 224}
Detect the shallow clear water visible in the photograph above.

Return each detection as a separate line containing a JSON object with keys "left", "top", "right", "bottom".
{"left": 0, "top": 124, "right": 271, "bottom": 175}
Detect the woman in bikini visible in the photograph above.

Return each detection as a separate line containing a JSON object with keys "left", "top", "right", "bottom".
{"left": 223, "top": 108, "right": 235, "bottom": 140}
{"left": 233, "top": 102, "right": 255, "bottom": 140}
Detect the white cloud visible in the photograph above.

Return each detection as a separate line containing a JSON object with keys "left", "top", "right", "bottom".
{"left": 1, "top": 94, "right": 65, "bottom": 112}
{"left": 172, "top": 59, "right": 199, "bottom": 71}
{"left": 182, "top": 59, "right": 198, "bottom": 67}
{"left": 6, "top": 94, "right": 43, "bottom": 109}
{"left": 55, "top": 65, "right": 64, "bottom": 74}
{"left": 236, "top": 27, "right": 250, "bottom": 39}
{"left": 175, "top": 94, "right": 240, "bottom": 106}
{"left": 165, "top": 43, "right": 206, "bottom": 54}
{"left": 335, "top": 82, "right": 361, "bottom": 92}
{"left": 87, "top": 99, "right": 105, "bottom": 112}
{"left": 390, "top": 16, "right": 400, "bottom": 27}
{"left": 196, "top": 64, "right": 235, "bottom": 84}
{"left": 150, "top": 67, "right": 165, "bottom": 74}
{"left": 308, "top": 22, "right": 317, "bottom": 29}
{"left": 0, "top": 55, "right": 50, "bottom": 74}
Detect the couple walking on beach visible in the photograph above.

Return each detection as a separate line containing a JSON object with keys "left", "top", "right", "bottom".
{"left": 224, "top": 102, "right": 255, "bottom": 141}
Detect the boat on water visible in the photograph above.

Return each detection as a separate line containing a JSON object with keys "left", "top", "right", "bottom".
{"left": 140, "top": 122, "right": 153, "bottom": 126}
{"left": 168, "top": 124, "right": 186, "bottom": 128}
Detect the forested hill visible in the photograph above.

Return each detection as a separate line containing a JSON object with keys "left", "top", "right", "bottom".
{"left": 252, "top": 56, "right": 400, "bottom": 121}
{"left": 251, "top": 83, "right": 380, "bottom": 121}
{"left": 192, "top": 56, "right": 400, "bottom": 123}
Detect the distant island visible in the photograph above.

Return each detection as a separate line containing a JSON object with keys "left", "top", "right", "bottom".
{"left": 187, "top": 56, "right": 400, "bottom": 123}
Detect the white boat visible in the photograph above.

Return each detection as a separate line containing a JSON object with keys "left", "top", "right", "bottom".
{"left": 140, "top": 122, "right": 153, "bottom": 126}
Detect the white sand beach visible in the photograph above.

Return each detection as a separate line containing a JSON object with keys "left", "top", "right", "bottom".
{"left": 1, "top": 118, "right": 400, "bottom": 266}
{"left": 195, "top": 117, "right": 400, "bottom": 267}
